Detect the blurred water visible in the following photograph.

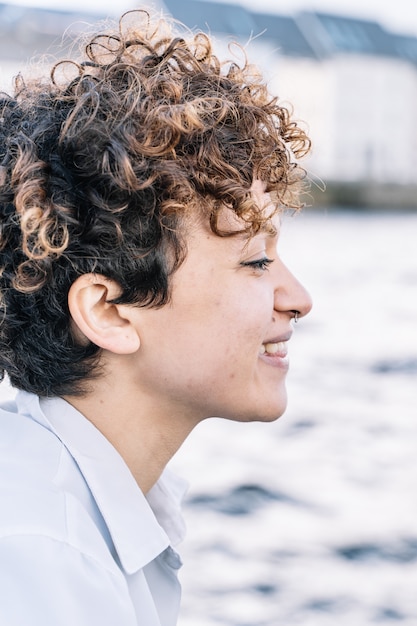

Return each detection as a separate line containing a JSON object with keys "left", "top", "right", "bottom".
{"left": 0, "top": 210, "right": 416, "bottom": 625}
{"left": 170, "top": 210, "right": 417, "bottom": 626}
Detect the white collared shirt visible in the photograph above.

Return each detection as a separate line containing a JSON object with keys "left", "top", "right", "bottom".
{"left": 0, "top": 391, "right": 187, "bottom": 626}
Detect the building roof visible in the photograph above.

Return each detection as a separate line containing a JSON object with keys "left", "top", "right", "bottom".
{"left": 391, "top": 33, "right": 417, "bottom": 65}
{"left": 163, "top": 1, "right": 417, "bottom": 63}
{"left": 297, "top": 11, "right": 398, "bottom": 58}
{"left": 250, "top": 13, "right": 317, "bottom": 58}
{"left": 162, "top": 0, "right": 257, "bottom": 38}
{"left": 1, "top": 0, "right": 417, "bottom": 67}
{"left": 0, "top": 2, "right": 104, "bottom": 61}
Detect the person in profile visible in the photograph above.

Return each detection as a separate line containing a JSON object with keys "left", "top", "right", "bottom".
{"left": 0, "top": 9, "right": 312, "bottom": 626}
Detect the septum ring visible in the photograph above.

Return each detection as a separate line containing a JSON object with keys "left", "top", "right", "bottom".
{"left": 293, "top": 311, "right": 299, "bottom": 324}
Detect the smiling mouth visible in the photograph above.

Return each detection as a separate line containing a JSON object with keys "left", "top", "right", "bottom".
{"left": 259, "top": 341, "right": 287, "bottom": 356}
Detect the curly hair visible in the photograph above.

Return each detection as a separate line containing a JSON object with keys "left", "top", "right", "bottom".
{"left": 0, "top": 10, "right": 311, "bottom": 397}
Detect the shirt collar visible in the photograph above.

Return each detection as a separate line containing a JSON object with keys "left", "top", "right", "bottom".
{"left": 16, "top": 391, "right": 187, "bottom": 575}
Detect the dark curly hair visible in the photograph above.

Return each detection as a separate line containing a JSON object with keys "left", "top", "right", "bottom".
{"left": 0, "top": 10, "right": 311, "bottom": 397}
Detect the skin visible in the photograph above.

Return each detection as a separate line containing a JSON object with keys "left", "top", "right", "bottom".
{"left": 66, "top": 182, "right": 312, "bottom": 493}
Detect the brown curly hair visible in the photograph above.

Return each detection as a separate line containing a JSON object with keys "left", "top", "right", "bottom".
{"left": 0, "top": 10, "right": 311, "bottom": 396}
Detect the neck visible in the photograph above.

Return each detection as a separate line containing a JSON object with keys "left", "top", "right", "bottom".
{"left": 64, "top": 373, "right": 199, "bottom": 494}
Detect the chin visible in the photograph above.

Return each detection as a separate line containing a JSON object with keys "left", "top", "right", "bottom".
{"left": 223, "top": 396, "right": 288, "bottom": 424}
{"left": 253, "top": 405, "right": 287, "bottom": 423}
{"left": 203, "top": 384, "right": 289, "bottom": 423}
{"left": 250, "top": 387, "right": 289, "bottom": 423}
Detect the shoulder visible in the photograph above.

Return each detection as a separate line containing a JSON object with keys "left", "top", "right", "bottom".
{"left": 0, "top": 483, "right": 116, "bottom": 569}
{"left": 0, "top": 401, "right": 117, "bottom": 573}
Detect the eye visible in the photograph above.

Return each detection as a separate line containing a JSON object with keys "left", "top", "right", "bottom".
{"left": 240, "top": 257, "right": 274, "bottom": 272}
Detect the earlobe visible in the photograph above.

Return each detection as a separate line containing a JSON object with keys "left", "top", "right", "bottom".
{"left": 68, "top": 274, "right": 141, "bottom": 354}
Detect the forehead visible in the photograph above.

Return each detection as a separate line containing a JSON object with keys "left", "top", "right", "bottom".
{"left": 185, "top": 208, "right": 281, "bottom": 261}
{"left": 183, "top": 179, "right": 281, "bottom": 253}
{"left": 215, "top": 205, "right": 280, "bottom": 239}
{"left": 215, "top": 181, "right": 279, "bottom": 232}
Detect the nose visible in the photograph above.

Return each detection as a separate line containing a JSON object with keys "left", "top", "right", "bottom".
{"left": 273, "top": 260, "right": 313, "bottom": 320}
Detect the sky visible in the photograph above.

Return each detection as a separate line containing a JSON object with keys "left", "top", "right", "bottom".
{"left": 3, "top": 0, "right": 417, "bottom": 38}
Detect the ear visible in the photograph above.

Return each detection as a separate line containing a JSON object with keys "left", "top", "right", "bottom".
{"left": 68, "top": 274, "right": 141, "bottom": 355}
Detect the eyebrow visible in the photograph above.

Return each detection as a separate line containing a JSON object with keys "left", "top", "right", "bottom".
{"left": 236, "top": 220, "right": 280, "bottom": 256}
{"left": 264, "top": 223, "right": 278, "bottom": 237}
{"left": 258, "top": 217, "right": 280, "bottom": 237}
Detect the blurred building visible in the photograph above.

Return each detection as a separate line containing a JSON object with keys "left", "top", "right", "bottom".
{"left": 163, "top": 0, "right": 417, "bottom": 188}
{"left": 2, "top": 0, "right": 417, "bottom": 193}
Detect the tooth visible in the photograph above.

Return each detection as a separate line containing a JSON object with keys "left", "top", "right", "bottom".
{"left": 259, "top": 344, "right": 266, "bottom": 355}
{"left": 265, "top": 342, "right": 279, "bottom": 354}
{"left": 263, "top": 341, "right": 286, "bottom": 354}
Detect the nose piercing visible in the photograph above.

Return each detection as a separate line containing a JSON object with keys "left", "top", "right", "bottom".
{"left": 293, "top": 311, "right": 299, "bottom": 323}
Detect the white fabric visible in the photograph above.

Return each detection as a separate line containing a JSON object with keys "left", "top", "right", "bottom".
{"left": 0, "top": 391, "right": 187, "bottom": 626}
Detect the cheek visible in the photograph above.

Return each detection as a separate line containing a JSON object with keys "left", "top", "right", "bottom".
{"left": 206, "top": 310, "right": 264, "bottom": 366}
{"left": 173, "top": 277, "right": 270, "bottom": 357}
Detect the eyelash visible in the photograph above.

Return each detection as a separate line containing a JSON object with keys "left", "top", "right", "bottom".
{"left": 240, "top": 257, "right": 274, "bottom": 271}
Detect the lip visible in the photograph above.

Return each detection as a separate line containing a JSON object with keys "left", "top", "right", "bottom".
{"left": 259, "top": 349, "right": 289, "bottom": 370}
{"left": 262, "top": 331, "right": 293, "bottom": 345}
